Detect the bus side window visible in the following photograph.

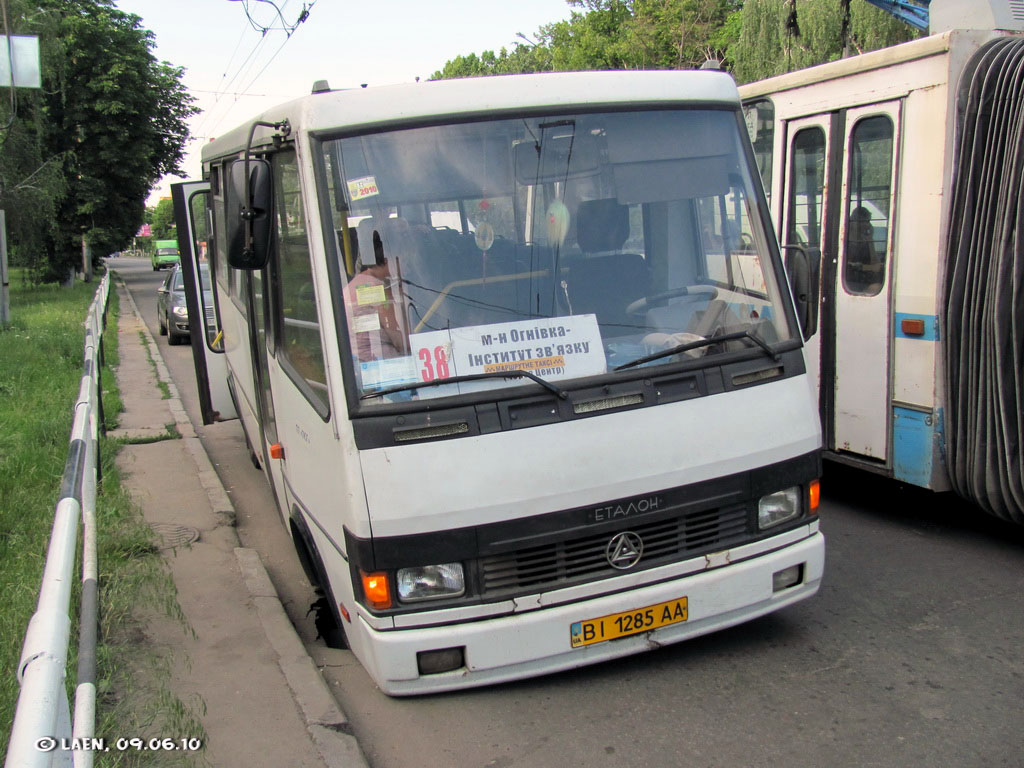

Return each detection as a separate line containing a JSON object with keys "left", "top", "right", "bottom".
{"left": 272, "top": 150, "right": 330, "bottom": 412}
{"left": 842, "top": 116, "right": 893, "bottom": 297}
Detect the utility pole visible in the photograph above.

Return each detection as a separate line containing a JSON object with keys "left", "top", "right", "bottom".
{"left": 81, "top": 233, "right": 92, "bottom": 282}
{"left": 1, "top": 209, "right": 9, "bottom": 326}
{"left": 1, "top": 34, "right": 42, "bottom": 313}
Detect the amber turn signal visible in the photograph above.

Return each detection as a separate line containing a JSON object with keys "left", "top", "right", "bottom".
{"left": 269, "top": 443, "right": 285, "bottom": 460}
{"left": 809, "top": 479, "right": 820, "bottom": 513}
{"left": 901, "top": 318, "right": 926, "bottom": 336}
{"left": 361, "top": 570, "right": 393, "bottom": 610}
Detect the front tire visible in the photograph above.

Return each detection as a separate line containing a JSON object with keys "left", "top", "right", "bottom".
{"left": 292, "top": 517, "right": 348, "bottom": 650}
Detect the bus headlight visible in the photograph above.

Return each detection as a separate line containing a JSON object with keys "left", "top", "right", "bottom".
{"left": 758, "top": 487, "right": 801, "bottom": 530}
{"left": 397, "top": 563, "right": 465, "bottom": 603}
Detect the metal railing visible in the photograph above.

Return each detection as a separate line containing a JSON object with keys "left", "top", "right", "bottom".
{"left": 6, "top": 274, "right": 110, "bottom": 768}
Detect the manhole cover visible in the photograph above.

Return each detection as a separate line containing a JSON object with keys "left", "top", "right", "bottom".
{"left": 151, "top": 523, "right": 200, "bottom": 549}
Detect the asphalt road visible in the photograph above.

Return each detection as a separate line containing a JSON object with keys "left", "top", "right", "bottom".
{"left": 115, "top": 256, "right": 1024, "bottom": 768}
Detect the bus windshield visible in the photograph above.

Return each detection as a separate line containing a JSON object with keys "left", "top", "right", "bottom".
{"left": 318, "top": 108, "right": 793, "bottom": 404}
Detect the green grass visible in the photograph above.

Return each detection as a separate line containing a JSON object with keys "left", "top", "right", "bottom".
{"left": 0, "top": 273, "right": 103, "bottom": 757}
{"left": 138, "top": 330, "right": 172, "bottom": 400}
{"left": 0, "top": 271, "right": 203, "bottom": 766}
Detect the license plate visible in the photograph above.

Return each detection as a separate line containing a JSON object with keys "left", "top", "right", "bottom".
{"left": 570, "top": 597, "right": 688, "bottom": 648}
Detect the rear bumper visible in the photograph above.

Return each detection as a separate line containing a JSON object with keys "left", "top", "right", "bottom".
{"left": 357, "top": 530, "right": 824, "bottom": 695}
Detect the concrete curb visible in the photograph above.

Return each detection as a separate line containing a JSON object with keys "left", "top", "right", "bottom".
{"left": 115, "top": 279, "right": 369, "bottom": 768}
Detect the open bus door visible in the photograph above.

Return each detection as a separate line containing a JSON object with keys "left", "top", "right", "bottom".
{"left": 171, "top": 180, "right": 238, "bottom": 424}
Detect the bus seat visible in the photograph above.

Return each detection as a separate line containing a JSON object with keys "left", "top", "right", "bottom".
{"left": 355, "top": 218, "right": 379, "bottom": 269}
{"left": 567, "top": 198, "right": 649, "bottom": 336}
{"left": 576, "top": 198, "right": 630, "bottom": 253}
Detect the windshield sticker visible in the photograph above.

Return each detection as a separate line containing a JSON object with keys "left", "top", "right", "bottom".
{"left": 409, "top": 315, "right": 605, "bottom": 395}
{"left": 355, "top": 283, "right": 386, "bottom": 306}
{"left": 352, "top": 313, "right": 381, "bottom": 333}
{"left": 347, "top": 175, "right": 380, "bottom": 202}
{"left": 358, "top": 356, "right": 419, "bottom": 390}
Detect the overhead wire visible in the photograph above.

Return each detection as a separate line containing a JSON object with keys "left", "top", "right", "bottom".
{"left": 228, "top": 0, "right": 314, "bottom": 36}
{"left": 193, "top": 1, "right": 287, "bottom": 138}
{"left": 217, "top": 24, "right": 251, "bottom": 91}
{"left": 191, "top": 31, "right": 274, "bottom": 140}
{"left": 195, "top": 0, "right": 313, "bottom": 141}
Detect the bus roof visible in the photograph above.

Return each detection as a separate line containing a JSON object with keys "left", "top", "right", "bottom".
{"left": 736, "top": 29, "right": 994, "bottom": 100}
{"left": 202, "top": 69, "right": 740, "bottom": 162}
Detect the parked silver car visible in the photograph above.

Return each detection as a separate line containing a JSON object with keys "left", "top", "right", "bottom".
{"left": 157, "top": 263, "right": 213, "bottom": 345}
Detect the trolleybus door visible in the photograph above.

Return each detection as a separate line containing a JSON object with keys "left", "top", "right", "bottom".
{"left": 780, "top": 113, "right": 839, "bottom": 424}
{"left": 170, "top": 180, "right": 238, "bottom": 424}
{"left": 832, "top": 102, "right": 900, "bottom": 462}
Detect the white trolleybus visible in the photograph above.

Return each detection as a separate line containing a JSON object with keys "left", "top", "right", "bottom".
{"left": 739, "top": 3, "right": 1024, "bottom": 525}
{"left": 171, "top": 70, "right": 823, "bottom": 695}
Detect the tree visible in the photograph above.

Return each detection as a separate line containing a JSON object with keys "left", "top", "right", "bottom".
{"left": 431, "top": 0, "right": 920, "bottom": 85}
{"left": 36, "top": 0, "right": 196, "bottom": 280}
{"left": 431, "top": 0, "right": 741, "bottom": 80}
{"left": 150, "top": 197, "right": 175, "bottom": 241}
{"left": 0, "top": 1, "right": 66, "bottom": 277}
{"left": 431, "top": 44, "right": 553, "bottom": 80}
{"left": 729, "top": 0, "right": 921, "bottom": 84}
{"left": 0, "top": 0, "right": 196, "bottom": 282}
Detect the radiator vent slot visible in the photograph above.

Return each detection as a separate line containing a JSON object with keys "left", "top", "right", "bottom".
{"left": 573, "top": 393, "right": 643, "bottom": 414}
{"left": 732, "top": 367, "right": 783, "bottom": 387}
{"left": 394, "top": 422, "right": 469, "bottom": 442}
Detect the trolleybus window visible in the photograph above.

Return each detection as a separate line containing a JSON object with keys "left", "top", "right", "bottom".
{"left": 318, "top": 109, "right": 796, "bottom": 405}
{"left": 843, "top": 116, "right": 893, "bottom": 296}
{"left": 742, "top": 99, "right": 775, "bottom": 205}
{"left": 786, "top": 128, "right": 827, "bottom": 249}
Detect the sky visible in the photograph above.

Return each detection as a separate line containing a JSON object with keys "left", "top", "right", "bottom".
{"left": 113, "top": 0, "right": 576, "bottom": 205}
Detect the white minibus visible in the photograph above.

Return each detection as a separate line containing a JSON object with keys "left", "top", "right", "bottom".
{"left": 172, "top": 69, "right": 824, "bottom": 694}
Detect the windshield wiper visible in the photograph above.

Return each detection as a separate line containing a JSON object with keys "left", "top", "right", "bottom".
{"left": 614, "top": 330, "right": 780, "bottom": 372}
{"left": 360, "top": 369, "right": 569, "bottom": 401}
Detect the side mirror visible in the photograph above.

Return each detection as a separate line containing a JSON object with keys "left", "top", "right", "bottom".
{"left": 227, "top": 158, "right": 272, "bottom": 270}
{"left": 781, "top": 244, "right": 820, "bottom": 340}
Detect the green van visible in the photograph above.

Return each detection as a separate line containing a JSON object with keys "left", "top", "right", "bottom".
{"left": 151, "top": 239, "right": 180, "bottom": 271}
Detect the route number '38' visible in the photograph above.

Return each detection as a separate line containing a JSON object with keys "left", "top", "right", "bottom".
{"left": 418, "top": 345, "right": 450, "bottom": 381}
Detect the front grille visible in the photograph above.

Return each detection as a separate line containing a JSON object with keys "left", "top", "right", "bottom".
{"left": 480, "top": 504, "right": 750, "bottom": 596}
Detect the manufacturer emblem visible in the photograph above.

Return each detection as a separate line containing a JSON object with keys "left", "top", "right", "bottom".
{"left": 605, "top": 531, "right": 644, "bottom": 570}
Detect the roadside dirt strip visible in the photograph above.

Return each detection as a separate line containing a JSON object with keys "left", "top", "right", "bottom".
{"left": 112, "top": 281, "right": 369, "bottom": 768}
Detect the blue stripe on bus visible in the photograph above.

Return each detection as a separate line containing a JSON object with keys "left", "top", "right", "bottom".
{"left": 894, "top": 312, "right": 939, "bottom": 341}
{"left": 892, "top": 406, "right": 941, "bottom": 489}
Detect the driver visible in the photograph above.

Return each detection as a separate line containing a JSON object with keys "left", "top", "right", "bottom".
{"left": 344, "top": 225, "right": 408, "bottom": 362}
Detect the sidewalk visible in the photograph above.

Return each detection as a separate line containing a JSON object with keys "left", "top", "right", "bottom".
{"left": 108, "top": 283, "right": 368, "bottom": 768}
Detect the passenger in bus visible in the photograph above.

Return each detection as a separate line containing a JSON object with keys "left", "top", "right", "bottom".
{"left": 344, "top": 225, "right": 409, "bottom": 362}
{"left": 847, "top": 205, "right": 883, "bottom": 291}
